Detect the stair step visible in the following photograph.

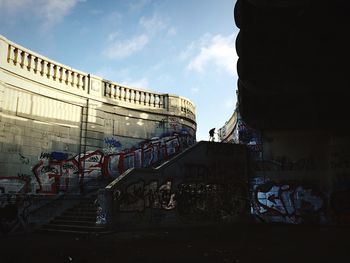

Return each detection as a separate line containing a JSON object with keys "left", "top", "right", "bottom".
{"left": 68, "top": 207, "right": 97, "bottom": 213}
{"left": 76, "top": 203, "right": 96, "bottom": 207}
{"left": 56, "top": 215, "right": 96, "bottom": 221}
{"left": 79, "top": 198, "right": 97, "bottom": 203}
{"left": 51, "top": 219, "right": 97, "bottom": 226}
{"left": 37, "top": 228, "right": 110, "bottom": 235}
{"left": 62, "top": 211, "right": 97, "bottom": 217}
{"left": 41, "top": 223, "right": 106, "bottom": 232}
{"left": 36, "top": 189, "right": 106, "bottom": 234}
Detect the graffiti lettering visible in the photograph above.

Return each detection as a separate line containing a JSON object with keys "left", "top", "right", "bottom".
{"left": 176, "top": 182, "right": 247, "bottom": 222}
{"left": 104, "top": 137, "right": 122, "bottom": 148}
{"left": 39, "top": 151, "right": 68, "bottom": 161}
{"left": 251, "top": 179, "right": 326, "bottom": 224}
{"left": 39, "top": 152, "right": 51, "bottom": 159}
{"left": 18, "top": 153, "right": 29, "bottom": 164}
{"left": 116, "top": 180, "right": 175, "bottom": 212}
{"left": 30, "top": 133, "right": 189, "bottom": 194}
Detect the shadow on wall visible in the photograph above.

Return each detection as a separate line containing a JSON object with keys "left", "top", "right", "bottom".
{"left": 97, "top": 142, "right": 251, "bottom": 228}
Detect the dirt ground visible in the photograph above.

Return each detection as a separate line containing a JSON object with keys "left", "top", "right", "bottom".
{"left": 0, "top": 223, "right": 349, "bottom": 263}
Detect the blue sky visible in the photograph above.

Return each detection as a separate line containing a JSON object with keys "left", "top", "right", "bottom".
{"left": 0, "top": 0, "right": 238, "bottom": 141}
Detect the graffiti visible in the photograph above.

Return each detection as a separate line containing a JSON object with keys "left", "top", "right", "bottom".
{"left": 104, "top": 137, "right": 122, "bottom": 149}
{"left": 251, "top": 179, "right": 326, "bottom": 224}
{"left": 234, "top": 119, "right": 262, "bottom": 159}
{"left": 39, "top": 152, "right": 51, "bottom": 159}
{"left": 176, "top": 182, "right": 248, "bottom": 222}
{"left": 116, "top": 180, "right": 176, "bottom": 212}
{"left": 0, "top": 176, "right": 30, "bottom": 194}
{"left": 168, "top": 117, "right": 180, "bottom": 130}
{"left": 157, "top": 118, "right": 168, "bottom": 129}
{"left": 18, "top": 153, "right": 29, "bottom": 164}
{"left": 29, "top": 133, "right": 188, "bottom": 194}
{"left": 0, "top": 177, "right": 32, "bottom": 234}
{"left": 96, "top": 207, "right": 107, "bottom": 225}
{"left": 39, "top": 151, "right": 68, "bottom": 161}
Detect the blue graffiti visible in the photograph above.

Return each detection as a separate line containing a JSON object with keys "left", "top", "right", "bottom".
{"left": 51, "top": 152, "right": 68, "bottom": 161}
{"left": 40, "top": 151, "right": 68, "bottom": 160}
{"left": 104, "top": 137, "right": 122, "bottom": 148}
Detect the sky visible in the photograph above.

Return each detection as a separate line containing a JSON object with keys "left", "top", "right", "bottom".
{"left": 0, "top": 0, "right": 239, "bottom": 141}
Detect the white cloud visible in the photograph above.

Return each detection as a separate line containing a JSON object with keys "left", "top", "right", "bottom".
{"left": 0, "top": 0, "right": 82, "bottom": 29}
{"left": 104, "top": 13, "right": 173, "bottom": 60}
{"left": 128, "top": 0, "right": 152, "bottom": 12}
{"left": 186, "top": 33, "right": 238, "bottom": 75}
{"left": 0, "top": 0, "right": 31, "bottom": 14}
{"left": 179, "top": 42, "right": 195, "bottom": 61}
{"left": 105, "top": 11, "right": 123, "bottom": 25}
{"left": 107, "top": 32, "right": 121, "bottom": 42}
{"left": 39, "top": 0, "right": 81, "bottom": 29}
{"left": 104, "top": 34, "right": 149, "bottom": 59}
{"left": 90, "top": 9, "right": 103, "bottom": 15}
{"left": 139, "top": 14, "right": 166, "bottom": 34}
{"left": 167, "top": 27, "right": 177, "bottom": 37}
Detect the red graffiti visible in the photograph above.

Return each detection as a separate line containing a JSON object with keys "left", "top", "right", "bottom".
{"left": 32, "top": 135, "right": 185, "bottom": 194}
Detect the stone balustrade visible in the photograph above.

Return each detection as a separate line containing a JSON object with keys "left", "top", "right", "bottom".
{"left": 103, "top": 81, "right": 167, "bottom": 109}
{"left": 6, "top": 43, "right": 87, "bottom": 91}
{"left": 180, "top": 97, "right": 195, "bottom": 118}
{"left": 0, "top": 35, "right": 196, "bottom": 122}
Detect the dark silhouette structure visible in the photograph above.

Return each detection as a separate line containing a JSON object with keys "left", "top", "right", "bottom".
{"left": 209, "top": 128, "right": 216, "bottom": 141}
{"left": 235, "top": 0, "right": 350, "bottom": 130}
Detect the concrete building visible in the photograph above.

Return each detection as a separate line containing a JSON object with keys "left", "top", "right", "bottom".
{"left": 0, "top": 35, "right": 196, "bottom": 195}
{"left": 218, "top": 111, "right": 238, "bottom": 144}
{"left": 234, "top": 0, "right": 350, "bottom": 224}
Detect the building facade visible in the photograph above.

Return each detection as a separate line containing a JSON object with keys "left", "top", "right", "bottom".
{"left": 0, "top": 35, "right": 196, "bottom": 195}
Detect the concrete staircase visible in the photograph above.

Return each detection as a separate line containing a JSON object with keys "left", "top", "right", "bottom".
{"left": 38, "top": 193, "right": 109, "bottom": 235}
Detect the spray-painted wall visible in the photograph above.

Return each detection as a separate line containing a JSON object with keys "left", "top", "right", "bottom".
{"left": 219, "top": 107, "right": 350, "bottom": 225}
{"left": 98, "top": 142, "right": 250, "bottom": 228}
{"left": 0, "top": 35, "right": 196, "bottom": 233}
{"left": 245, "top": 130, "right": 350, "bottom": 225}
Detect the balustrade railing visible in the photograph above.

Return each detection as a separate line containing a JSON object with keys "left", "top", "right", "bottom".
{"left": 1, "top": 35, "right": 195, "bottom": 120}
{"left": 103, "top": 81, "right": 168, "bottom": 109}
{"left": 6, "top": 44, "right": 87, "bottom": 91}
{"left": 180, "top": 97, "right": 195, "bottom": 118}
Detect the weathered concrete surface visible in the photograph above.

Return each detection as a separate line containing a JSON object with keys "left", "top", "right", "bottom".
{"left": 0, "top": 224, "right": 348, "bottom": 263}
{"left": 98, "top": 142, "right": 251, "bottom": 229}
{"left": 0, "top": 34, "right": 196, "bottom": 195}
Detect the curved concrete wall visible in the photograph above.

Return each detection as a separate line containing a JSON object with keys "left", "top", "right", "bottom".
{"left": 218, "top": 111, "right": 238, "bottom": 143}
{"left": 0, "top": 35, "right": 196, "bottom": 195}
